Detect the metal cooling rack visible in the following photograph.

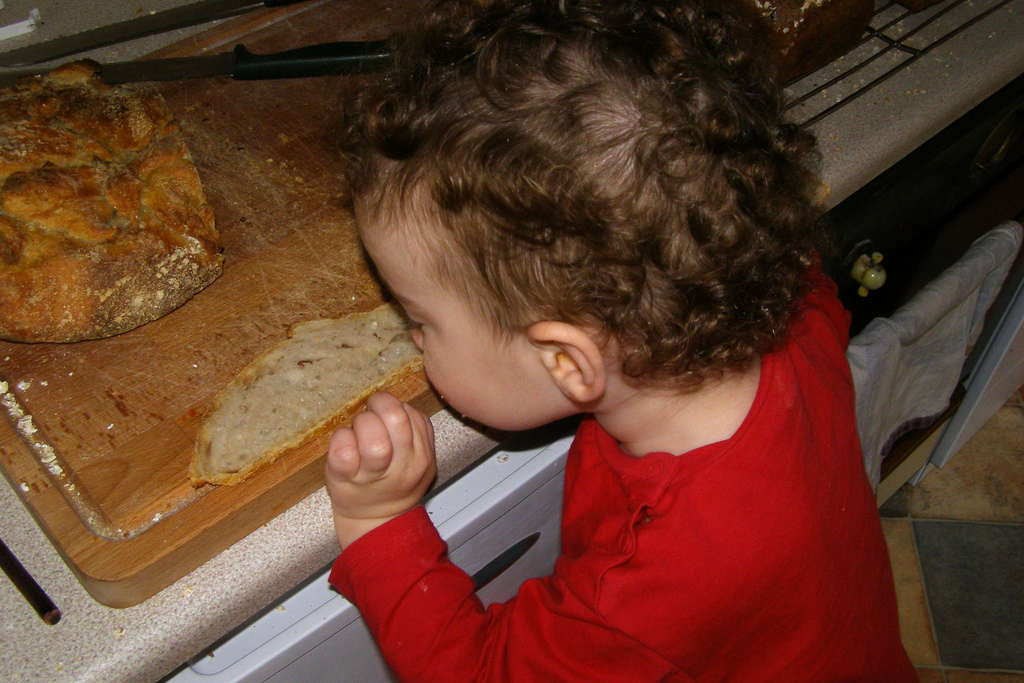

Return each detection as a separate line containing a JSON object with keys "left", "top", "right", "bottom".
{"left": 784, "top": 0, "right": 1019, "bottom": 126}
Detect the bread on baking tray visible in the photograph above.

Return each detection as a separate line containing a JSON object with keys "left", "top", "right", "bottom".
{"left": 191, "top": 303, "right": 423, "bottom": 487}
{"left": 895, "top": 0, "right": 943, "bottom": 12}
{"left": 747, "top": 0, "right": 874, "bottom": 82}
{"left": 0, "top": 61, "right": 221, "bottom": 343}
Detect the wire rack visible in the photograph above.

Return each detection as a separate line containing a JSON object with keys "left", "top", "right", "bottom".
{"left": 784, "top": 0, "right": 1019, "bottom": 126}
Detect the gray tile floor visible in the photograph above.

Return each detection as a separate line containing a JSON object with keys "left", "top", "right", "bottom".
{"left": 881, "top": 395, "right": 1024, "bottom": 681}
{"left": 914, "top": 520, "right": 1024, "bottom": 670}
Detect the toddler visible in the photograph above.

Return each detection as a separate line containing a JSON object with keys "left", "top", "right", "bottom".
{"left": 324, "top": 0, "right": 917, "bottom": 680}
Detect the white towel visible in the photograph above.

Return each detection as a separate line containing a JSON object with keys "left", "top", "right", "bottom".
{"left": 847, "top": 221, "right": 1023, "bottom": 489}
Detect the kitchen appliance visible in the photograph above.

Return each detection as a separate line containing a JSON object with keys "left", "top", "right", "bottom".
{"left": 801, "top": 0, "right": 1024, "bottom": 489}
{"left": 160, "top": 0, "right": 1024, "bottom": 680}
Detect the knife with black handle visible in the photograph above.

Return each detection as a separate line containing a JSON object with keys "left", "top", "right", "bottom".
{"left": 0, "top": 40, "right": 392, "bottom": 88}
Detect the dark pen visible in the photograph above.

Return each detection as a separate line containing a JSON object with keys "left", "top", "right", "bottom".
{"left": 0, "top": 537, "right": 61, "bottom": 625}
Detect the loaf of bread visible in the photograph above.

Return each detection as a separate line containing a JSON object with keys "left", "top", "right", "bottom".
{"left": 746, "top": 0, "right": 874, "bottom": 82}
{"left": 190, "top": 303, "right": 423, "bottom": 487}
{"left": 895, "top": 0, "right": 943, "bottom": 12}
{"left": 0, "top": 61, "right": 221, "bottom": 343}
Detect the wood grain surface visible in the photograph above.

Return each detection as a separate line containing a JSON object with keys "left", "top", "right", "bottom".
{"left": 0, "top": 0, "right": 436, "bottom": 608}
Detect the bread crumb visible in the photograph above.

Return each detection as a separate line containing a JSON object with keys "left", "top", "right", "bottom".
{"left": 38, "top": 444, "right": 56, "bottom": 464}
{"left": 17, "top": 414, "right": 36, "bottom": 435}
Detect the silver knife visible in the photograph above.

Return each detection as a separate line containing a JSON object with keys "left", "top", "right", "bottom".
{"left": 0, "top": 0, "right": 307, "bottom": 67}
{"left": 0, "top": 40, "right": 390, "bottom": 89}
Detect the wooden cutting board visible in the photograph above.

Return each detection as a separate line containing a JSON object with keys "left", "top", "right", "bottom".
{"left": 0, "top": 0, "right": 437, "bottom": 608}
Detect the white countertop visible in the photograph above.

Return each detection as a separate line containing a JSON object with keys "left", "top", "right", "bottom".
{"left": 1, "top": 0, "right": 1023, "bottom": 681}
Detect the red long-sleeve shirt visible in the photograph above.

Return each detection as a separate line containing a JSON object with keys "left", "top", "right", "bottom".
{"left": 330, "top": 270, "right": 916, "bottom": 682}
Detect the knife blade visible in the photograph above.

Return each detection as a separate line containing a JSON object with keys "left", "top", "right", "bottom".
{"left": 0, "top": 40, "right": 391, "bottom": 88}
{"left": 0, "top": 0, "right": 307, "bottom": 67}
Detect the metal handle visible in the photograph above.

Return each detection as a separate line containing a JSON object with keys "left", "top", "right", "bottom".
{"left": 471, "top": 532, "right": 541, "bottom": 592}
{"left": 971, "top": 107, "right": 1024, "bottom": 181}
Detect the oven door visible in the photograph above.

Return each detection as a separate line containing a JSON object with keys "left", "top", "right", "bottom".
{"left": 825, "top": 71, "right": 1024, "bottom": 497}
{"left": 827, "top": 71, "right": 1024, "bottom": 335}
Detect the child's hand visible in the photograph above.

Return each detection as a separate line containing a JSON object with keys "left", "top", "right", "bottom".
{"left": 325, "top": 391, "right": 437, "bottom": 549}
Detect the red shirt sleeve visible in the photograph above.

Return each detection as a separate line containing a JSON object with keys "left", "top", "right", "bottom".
{"left": 329, "top": 506, "right": 688, "bottom": 683}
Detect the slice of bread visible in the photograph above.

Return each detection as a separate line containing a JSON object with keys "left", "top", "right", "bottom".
{"left": 190, "top": 303, "right": 422, "bottom": 487}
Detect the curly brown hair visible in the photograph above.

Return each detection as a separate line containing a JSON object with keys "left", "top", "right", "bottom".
{"left": 341, "top": 0, "right": 824, "bottom": 390}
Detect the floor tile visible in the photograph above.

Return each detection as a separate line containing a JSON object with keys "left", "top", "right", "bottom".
{"left": 883, "top": 519, "right": 940, "bottom": 666}
{"left": 913, "top": 520, "right": 1024, "bottom": 670}
{"left": 908, "top": 405, "right": 1024, "bottom": 523}
{"left": 916, "top": 668, "right": 946, "bottom": 683}
{"left": 946, "top": 672, "right": 1024, "bottom": 682}
{"left": 881, "top": 483, "right": 912, "bottom": 517}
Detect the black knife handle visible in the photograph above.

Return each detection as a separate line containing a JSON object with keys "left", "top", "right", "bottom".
{"left": 470, "top": 532, "right": 542, "bottom": 592}
{"left": 230, "top": 41, "right": 391, "bottom": 80}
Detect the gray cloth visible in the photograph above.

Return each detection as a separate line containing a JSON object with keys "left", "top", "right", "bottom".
{"left": 847, "top": 221, "right": 1022, "bottom": 489}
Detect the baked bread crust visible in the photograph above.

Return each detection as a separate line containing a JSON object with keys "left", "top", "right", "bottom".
{"left": 191, "top": 304, "right": 423, "bottom": 487}
{"left": 0, "top": 61, "right": 222, "bottom": 343}
{"left": 747, "top": 0, "right": 874, "bottom": 82}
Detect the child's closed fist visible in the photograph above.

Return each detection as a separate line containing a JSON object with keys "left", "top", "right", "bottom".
{"left": 326, "top": 391, "right": 437, "bottom": 549}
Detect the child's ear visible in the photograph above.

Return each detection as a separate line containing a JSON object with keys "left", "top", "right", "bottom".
{"left": 527, "top": 321, "right": 606, "bottom": 405}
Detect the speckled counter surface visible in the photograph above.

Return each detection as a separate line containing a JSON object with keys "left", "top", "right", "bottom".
{"left": 798, "top": 0, "right": 1024, "bottom": 209}
{"left": 1, "top": 0, "right": 1023, "bottom": 682}
{"left": 1, "top": 409, "right": 500, "bottom": 683}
